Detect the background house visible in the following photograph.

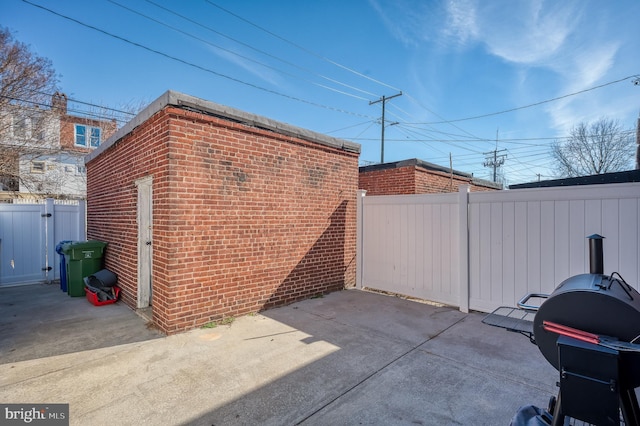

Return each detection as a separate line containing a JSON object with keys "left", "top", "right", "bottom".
{"left": 85, "top": 90, "right": 360, "bottom": 334}
{"left": 359, "top": 158, "right": 501, "bottom": 196}
{"left": 0, "top": 92, "right": 116, "bottom": 199}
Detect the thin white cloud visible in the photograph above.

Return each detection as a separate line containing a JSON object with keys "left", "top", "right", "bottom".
{"left": 557, "top": 43, "right": 619, "bottom": 88}
{"left": 370, "top": 0, "right": 582, "bottom": 62}
{"left": 541, "top": 39, "right": 621, "bottom": 133}
{"left": 444, "top": 0, "right": 631, "bottom": 134}
{"left": 442, "top": 0, "right": 478, "bottom": 46}
{"left": 209, "top": 46, "right": 284, "bottom": 88}
{"left": 368, "top": 0, "right": 414, "bottom": 46}
{"left": 368, "top": 0, "right": 447, "bottom": 48}
{"left": 371, "top": 0, "right": 635, "bottom": 136}
{"left": 467, "top": 1, "right": 582, "bottom": 65}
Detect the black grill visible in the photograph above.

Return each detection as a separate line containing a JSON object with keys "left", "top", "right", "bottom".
{"left": 484, "top": 235, "right": 640, "bottom": 425}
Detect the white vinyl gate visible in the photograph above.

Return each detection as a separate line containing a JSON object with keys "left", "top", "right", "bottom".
{"left": 357, "top": 182, "right": 640, "bottom": 313}
{"left": 0, "top": 199, "right": 86, "bottom": 286}
{"left": 357, "top": 191, "right": 462, "bottom": 307}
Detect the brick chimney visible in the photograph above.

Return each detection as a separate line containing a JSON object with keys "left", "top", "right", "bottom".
{"left": 51, "top": 92, "right": 67, "bottom": 115}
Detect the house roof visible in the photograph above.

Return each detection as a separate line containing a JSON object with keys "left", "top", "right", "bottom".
{"left": 86, "top": 90, "right": 360, "bottom": 164}
{"left": 509, "top": 169, "right": 640, "bottom": 189}
{"left": 359, "top": 158, "right": 502, "bottom": 189}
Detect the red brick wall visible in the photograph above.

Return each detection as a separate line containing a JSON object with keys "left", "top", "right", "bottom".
{"left": 86, "top": 109, "right": 171, "bottom": 317}
{"left": 414, "top": 167, "right": 497, "bottom": 193}
{"left": 358, "top": 167, "right": 416, "bottom": 195}
{"left": 87, "top": 106, "right": 358, "bottom": 334}
{"left": 359, "top": 165, "right": 498, "bottom": 195}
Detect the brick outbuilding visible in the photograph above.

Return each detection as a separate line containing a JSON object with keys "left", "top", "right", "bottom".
{"left": 359, "top": 159, "right": 501, "bottom": 195}
{"left": 85, "top": 91, "right": 360, "bottom": 334}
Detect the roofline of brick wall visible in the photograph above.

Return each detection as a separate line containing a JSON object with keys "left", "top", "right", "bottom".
{"left": 359, "top": 158, "right": 502, "bottom": 190}
{"left": 86, "top": 90, "right": 361, "bottom": 164}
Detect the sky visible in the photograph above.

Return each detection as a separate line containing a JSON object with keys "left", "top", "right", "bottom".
{"left": 3, "top": 0, "right": 639, "bottom": 185}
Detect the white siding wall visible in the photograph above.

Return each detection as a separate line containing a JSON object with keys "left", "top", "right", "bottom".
{"left": 18, "top": 152, "right": 87, "bottom": 198}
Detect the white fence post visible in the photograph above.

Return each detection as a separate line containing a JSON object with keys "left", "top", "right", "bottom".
{"left": 458, "top": 185, "right": 470, "bottom": 313}
{"left": 78, "top": 199, "right": 87, "bottom": 240}
{"left": 356, "top": 189, "right": 367, "bottom": 289}
{"left": 45, "top": 198, "right": 55, "bottom": 283}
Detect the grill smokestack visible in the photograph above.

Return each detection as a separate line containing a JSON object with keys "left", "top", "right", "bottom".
{"left": 587, "top": 234, "right": 604, "bottom": 275}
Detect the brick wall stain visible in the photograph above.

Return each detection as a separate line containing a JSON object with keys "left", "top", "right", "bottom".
{"left": 87, "top": 106, "right": 358, "bottom": 334}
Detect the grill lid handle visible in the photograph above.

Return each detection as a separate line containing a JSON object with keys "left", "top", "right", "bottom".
{"left": 517, "top": 293, "right": 549, "bottom": 312}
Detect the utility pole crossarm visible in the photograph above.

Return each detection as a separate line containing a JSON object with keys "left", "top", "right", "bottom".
{"left": 483, "top": 149, "right": 507, "bottom": 182}
{"left": 370, "top": 92, "right": 402, "bottom": 163}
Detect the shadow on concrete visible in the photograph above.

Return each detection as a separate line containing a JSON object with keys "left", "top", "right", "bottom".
{"left": 0, "top": 282, "right": 163, "bottom": 364}
{"left": 180, "top": 197, "right": 557, "bottom": 425}
{"left": 185, "top": 290, "right": 558, "bottom": 426}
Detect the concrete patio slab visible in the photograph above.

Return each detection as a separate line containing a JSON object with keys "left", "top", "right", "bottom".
{"left": 305, "top": 313, "right": 558, "bottom": 426}
{"left": 0, "top": 285, "right": 561, "bottom": 426}
{"left": 0, "top": 283, "right": 163, "bottom": 364}
{"left": 305, "top": 346, "right": 555, "bottom": 426}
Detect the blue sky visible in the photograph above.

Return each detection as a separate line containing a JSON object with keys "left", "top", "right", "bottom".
{"left": 3, "top": 0, "right": 639, "bottom": 184}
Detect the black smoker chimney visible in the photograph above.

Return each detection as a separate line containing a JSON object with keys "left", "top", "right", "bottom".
{"left": 588, "top": 234, "right": 604, "bottom": 275}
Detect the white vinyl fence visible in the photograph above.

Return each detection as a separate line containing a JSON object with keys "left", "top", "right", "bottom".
{"left": 0, "top": 199, "right": 86, "bottom": 286}
{"left": 357, "top": 182, "right": 640, "bottom": 313}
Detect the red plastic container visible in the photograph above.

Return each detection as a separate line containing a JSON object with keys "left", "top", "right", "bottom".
{"left": 85, "top": 286, "right": 120, "bottom": 306}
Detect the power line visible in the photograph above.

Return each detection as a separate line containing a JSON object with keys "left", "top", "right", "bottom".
{"left": 325, "top": 120, "right": 376, "bottom": 135}
{"left": 349, "top": 128, "right": 636, "bottom": 144}
{"left": 406, "top": 75, "right": 639, "bottom": 125}
{"left": 21, "top": 0, "right": 374, "bottom": 120}
{"left": 203, "top": 0, "right": 402, "bottom": 93}
{"left": 396, "top": 123, "right": 491, "bottom": 141}
{"left": 56, "top": 95, "right": 136, "bottom": 116}
{"left": 20, "top": 0, "right": 635, "bottom": 176}
{"left": 2, "top": 94, "right": 133, "bottom": 124}
{"left": 142, "top": 0, "right": 379, "bottom": 100}
{"left": 382, "top": 122, "right": 485, "bottom": 155}
{"left": 107, "top": 0, "right": 371, "bottom": 102}
{"left": 402, "top": 93, "right": 486, "bottom": 142}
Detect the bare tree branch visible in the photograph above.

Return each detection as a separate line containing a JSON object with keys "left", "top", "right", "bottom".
{"left": 551, "top": 118, "right": 635, "bottom": 178}
{"left": 0, "top": 26, "right": 60, "bottom": 192}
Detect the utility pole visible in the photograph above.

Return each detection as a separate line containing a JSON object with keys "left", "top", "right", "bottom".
{"left": 483, "top": 149, "right": 507, "bottom": 182}
{"left": 369, "top": 92, "right": 402, "bottom": 163}
{"left": 632, "top": 80, "right": 638, "bottom": 168}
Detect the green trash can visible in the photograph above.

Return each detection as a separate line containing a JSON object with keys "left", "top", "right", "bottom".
{"left": 62, "top": 241, "right": 107, "bottom": 297}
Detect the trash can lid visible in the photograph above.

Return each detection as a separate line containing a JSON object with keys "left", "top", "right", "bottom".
{"left": 55, "top": 240, "right": 74, "bottom": 254}
{"left": 61, "top": 240, "right": 108, "bottom": 259}
{"left": 61, "top": 240, "right": 108, "bottom": 253}
{"left": 68, "top": 240, "right": 108, "bottom": 248}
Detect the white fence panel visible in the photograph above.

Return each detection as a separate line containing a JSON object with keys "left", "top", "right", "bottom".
{"left": 467, "top": 183, "right": 640, "bottom": 313}
{"left": 360, "top": 192, "right": 460, "bottom": 307}
{"left": 0, "top": 199, "right": 85, "bottom": 286}
{"left": 0, "top": 203, "right": 45, "bottom": 285}
{"left": 359, "top": 182, "right": 640, "bottom": 314}
{"left": 52, "top": 201, "right": 87, "bottom": 280}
